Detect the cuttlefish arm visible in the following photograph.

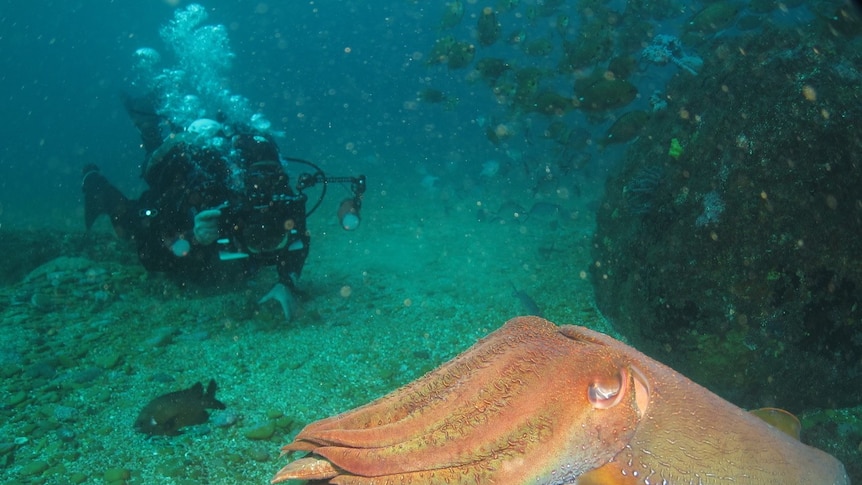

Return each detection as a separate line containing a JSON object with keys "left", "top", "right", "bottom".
{"left": 273, "top": 317, "right": 646, "bottom": 484}
{"left": 273, "top": 317, "right": 849, "bottom": 485}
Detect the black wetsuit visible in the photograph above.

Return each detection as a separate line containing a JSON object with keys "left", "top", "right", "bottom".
{"left": 83, "top": 130, "right": 310, "bottom": 290}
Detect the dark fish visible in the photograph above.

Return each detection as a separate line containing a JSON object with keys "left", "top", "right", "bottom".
{"left": 686, "top": 1, "right": 742, "bottom": 35}
{"left": 439, "top": 0, "right": 464, "bottom": 30}
{"left": 528, "top": 90, "right": 575, "bottom": 116}
{"left": 574, "top": 75, "right": 638, "bottom": 112}
{"left": 446, "top": 41, "right": 475, "bottom": 70}
{"left": 511, "top": 283, "right": 543, "bottom": 317}
{"left": 601, "top": 110, "right": 650, "bottom": 146}
{"left": 474, "top": 58, "right": 510, "bottom": 85}
{"left": 490, "top": 200, "right": 527, "bottom": 224}
{"left": 496, "top": 0, "right": 519, "bottom": 13}
{"left": 427, "top": 35, "right": 456, "bottom": 65}
{"left": 476, "top": 8, "right": 501, "bottom": 47}
{"left": 527, "top": 202, "right": 563, "bottom": 220}
{"left": 555, "top": 14, "right": 570, "bottom": 37}
{"left": 418, "top": 88, "right": 447, "bottom": 104}
{"left": 522, "top": 37, "right": 553, "bottom": 56}
{"left": 134, "top": 379, "right": 226, "bottom": 436}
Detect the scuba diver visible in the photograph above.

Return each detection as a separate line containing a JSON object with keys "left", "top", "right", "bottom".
{"left": 82, "top": 95, "right": 365, "bottom": 321}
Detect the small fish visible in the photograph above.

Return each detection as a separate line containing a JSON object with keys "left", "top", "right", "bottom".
{"left": 446, "top": 41, "right": 475, "bottom": 70}
{"left": 601, "top": 110, "right": 650, "bottom": 147}
{"left": 527, "top": 201, "right": 563, "bottom": 220}
{"left": 555, "top": 14, "right": 570, "bottom": 37}
{"left": 439, "top": 0, "right": 464, "bottom": 30}
{"left": 474, "top": 57, "right": 510, "bottom": 85}
{"left": 522, "top": 37, "right": 553, "bottom": 56}
{"left": 506, "top": 29, "right": 526, "bottom": 45}
{"left": 418, "top": 88, "right": 447, "bottom": 104}
{"left": 476, "top": 8, "right": 501, "bottom": 47}
{"left": 511, "top": 282, "right": 543, "bottom": 317}
{"left": 496, "top": 0, "right": 519, "bottom": 13}
{"left": 134, "top": 379, "right": 226, "bottom": 436}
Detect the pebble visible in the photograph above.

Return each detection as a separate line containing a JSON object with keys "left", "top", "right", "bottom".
{"left": 53, "top": 404, "right": 78, "bottom": 422}
{"left": 0, "top": 363, "right": 22, "bottom": 378}
{"left": 103, "top": 467, "right": 131, "bottom": 482}
{"left": 243, "top": 421, "right": 276, "bottom": 440}
{"left": 210, "top": 410, "right": 240, "bottom": 428}
{"left": 68, "top": 471, "right": 88, "bottom": 483}
{"left": 6, "top": 391, "right": 27, "bottom": 407}
{"left": 275, "top": 416, "right": 294, "bottom": 431}
{"left": 265, "top": 408, "right": 283, "bottom": 419}
{"left": 0, "top": 441, "right": 16, "bottom": 456}
{"left": 145, "top": 327, "right": 178, "bottom": 347}
{"left": 21, "top": 460, "right": 49, "bottom": 476}
{"left": 95, "top": 351, "right": 123, "bottom": 370}
{"left": 246, "top": 446, "right": 271, "bottom": 462}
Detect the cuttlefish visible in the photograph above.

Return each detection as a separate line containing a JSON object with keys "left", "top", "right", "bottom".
{"left": 273, "top": 316, "right": 849, "bottom": 485}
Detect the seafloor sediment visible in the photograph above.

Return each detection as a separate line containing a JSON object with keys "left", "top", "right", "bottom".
{"left": 0, "top": 184, "right": 605, "bottom": 484}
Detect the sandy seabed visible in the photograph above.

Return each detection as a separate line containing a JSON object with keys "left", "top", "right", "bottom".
{"left": 0, "top": 178, "right": 605, "bottom": 484}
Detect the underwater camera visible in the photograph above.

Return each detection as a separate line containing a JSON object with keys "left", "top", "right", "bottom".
{"left": 294, "top": 158, "right": 366, "bottom": 231}
{"left": 219, "top": 160, "right": 305, "bottom": 256}
{"left": 217, "top": 158, "right": 365, "bottom": 260}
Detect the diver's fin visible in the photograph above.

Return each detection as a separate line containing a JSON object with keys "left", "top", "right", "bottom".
{"left": 121, "top": 92, "right": 165, "bottom": 155}
{"left": 82, "top": 165, "right": 133, "bottom": 237}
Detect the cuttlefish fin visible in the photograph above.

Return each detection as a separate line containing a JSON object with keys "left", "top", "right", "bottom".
{"left": 749, "top": 407, "right": 801, "bottom": 440}
{"left": 271, "top": 457, "right": 339, "bottom": 483}
{"left": 577, "top": 463, "right": 641, "bottom": 485}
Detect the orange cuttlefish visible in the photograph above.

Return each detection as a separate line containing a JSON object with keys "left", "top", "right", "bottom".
{"left": 273, "top": 316, "right": 849, "bottom": 485}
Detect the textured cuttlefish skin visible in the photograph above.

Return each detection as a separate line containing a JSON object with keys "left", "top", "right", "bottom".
{"left": 273, "top": 316, "right": 849, "bottom": 485}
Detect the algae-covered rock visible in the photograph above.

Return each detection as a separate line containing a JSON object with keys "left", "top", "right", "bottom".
{"left": 103, "top": 467, "right": 131, "bottom": 482}
{"left": 0, "top": 363, "right": 22, "bottom": 379}
{"left": 95, "top": 351, "right": 123, "bottom": 370}
{"left": 275, "top": 416, "right": 295, "bottom": 431}
{"left": 243, "top": 421, "right": 276, "bottom": 440}
{"left": 68, "top": 471, "right": 88, "bottom": 484}
{"left": 246, "top": 446, "right": 271, "bottom": 462}
{"left": 591, "top": 25, "right": 862, "bottom": 411}
{"left": 21, "top": 460, "right": 49, "bottom": 476}
{"left": 265, "top": 409, "right": 283, "bottom": 420}
{"left": 6, "top": 391, "right": 28, "bottom": 408}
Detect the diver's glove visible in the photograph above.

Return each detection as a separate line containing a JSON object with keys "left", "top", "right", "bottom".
{"left": 193, "top": 209, "right": 222, "bottom": 245}
{"left": 258, "top": 283, "right": 296, "bottom": 322}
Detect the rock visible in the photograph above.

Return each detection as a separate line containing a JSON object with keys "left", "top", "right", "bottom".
{"left": 95, "top": 351, "right": 123, "bottom": 370}
{"left": 0, "top": 363, "right": 22, "bottom": 379}
{"left": 21, "top": 460, "right": 49, "bottom": 476}
{"left": 210, "top": 410, "right": 240, "bottom": 428}
{"left": 275, "top": 416, "right": 294, "bottom": 431}
{"left": 103, "top": 467, "right": 131, "bottom": 482}
{"left": 0, "top": 441, "right": 16, "bottom": 457}
{"left": 246, "top": 446, "right": 271, "bottom": 462}
{"left": 6, "top": 391, "right": 27, "bottom": 407}
{"left": 243, "top": 421, "right": 276, "bottom": 440}
{"left": 53, "top": 405, "right": 78, "bottom": 422}
{"left": 69, "top": 472, "right": 88, "bottom": 484}
{"left": 265, "top": 409, "right": 283, "bottom": 419}
{"left": 145, "top": 327, "right": 179, "bottom": 347}
{"left": 590, "top": 25, "right": 862, "bottom": 410}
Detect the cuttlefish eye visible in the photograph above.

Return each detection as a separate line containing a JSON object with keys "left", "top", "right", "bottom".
{"left": 588, "top": 368, "right": 629, "bottom": 409}
{"left": 588, "top": 366, "right": 652, "bottom": 417}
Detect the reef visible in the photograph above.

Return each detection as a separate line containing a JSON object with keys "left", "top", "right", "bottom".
{"left": 591, "top": 20, "right": 862, "bottom": 412}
